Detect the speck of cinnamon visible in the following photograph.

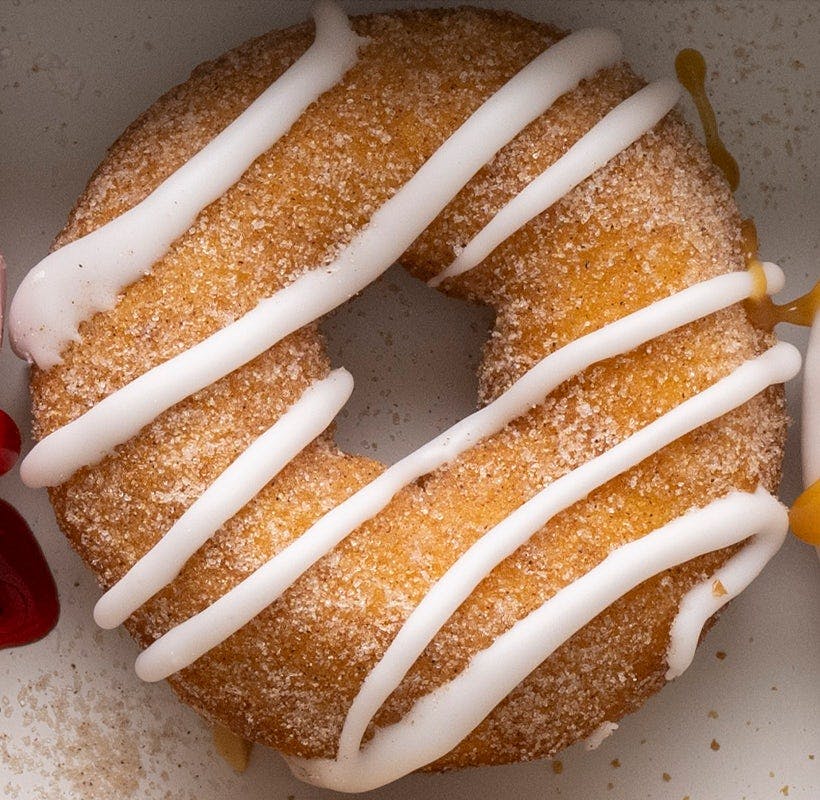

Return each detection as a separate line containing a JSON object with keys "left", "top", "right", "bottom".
{"left": 716, "top": 651, "right": 727, "bottom": 660}
{"left": 710, "top": 739, "right": 721, "bottom": 751}
{"left": 780, "top": 786, "right": 789, "bottom": 796}
{"left": 708, "top": 709, "right": 719, "bottom": 719}
{"left": 551, "top": 759, "right": 563, "bottom": 774}
{"left": 611, "top": 759, "right": 621, "bottom": 768}
{"left": 662, "top": 772, "right": 672, "bottom": 782}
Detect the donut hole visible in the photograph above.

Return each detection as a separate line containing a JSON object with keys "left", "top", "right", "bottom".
{"left": 320, "top": 263, "right": 494, "bottom": 464}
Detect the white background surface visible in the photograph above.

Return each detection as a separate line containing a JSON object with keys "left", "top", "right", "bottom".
{"left": 1, "top": 1, "right": 818, "bottom": 798}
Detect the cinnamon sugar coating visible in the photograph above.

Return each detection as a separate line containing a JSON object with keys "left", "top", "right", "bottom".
{"left": 31, "top": 8, "right": 785, "bottom": 768}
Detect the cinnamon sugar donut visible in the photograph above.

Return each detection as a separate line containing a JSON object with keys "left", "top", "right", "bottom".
{"left": 9, "top": 2, "right": 802, "bottom": 792}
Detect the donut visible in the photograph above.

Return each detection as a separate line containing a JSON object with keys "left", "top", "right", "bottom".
{"left": 8, "top": 1, "right": 812, "bottom": 792}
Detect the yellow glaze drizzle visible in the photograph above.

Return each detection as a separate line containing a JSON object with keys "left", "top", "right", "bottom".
{"left": 746, "top": 259, "right": 768, "bottom": 302}
{"left": 742, "top": 219, "right": 820, "bottom": 329}
{"left": 740, "top": 217, "right": 760, "bottom": 264}
{"left": 212, "top": 724, "right": 252, "bottom": 772}
{"left": 675, "top": 49, "right": 740, "bottom": 191}
{"left": 746, "top": 272, "right": 820, "bottom": 331}
{"left": 790, "top": 479, "right": 820, "bottom": 546}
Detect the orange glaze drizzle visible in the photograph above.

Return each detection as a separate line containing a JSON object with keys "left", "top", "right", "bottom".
{"left": 675, "top": 49, "right": 740, "bottom": 191}
{"left": 746, "top": 279, "right": 820, "bottom": 331}
{"left": 676, "top": 43, "right": 819, "bottom": 545}
{"left": 743, "top": 224, "right": 820, "bottom": 332}
{"left": 741, "top": 218, "right": 819, "bottom": 330}
{"left": 741, "top": 218, "right": 820, "bottom": 544}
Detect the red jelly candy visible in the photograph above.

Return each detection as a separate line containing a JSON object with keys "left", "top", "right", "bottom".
{"left": 0, "top": 409, "right": 21, "bottom": 476}
{"left": 0, "top": 498, "right": 59, "bottom": 648}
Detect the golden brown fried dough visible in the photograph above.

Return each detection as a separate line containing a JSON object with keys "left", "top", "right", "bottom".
{"left": 32, "top": 8, "right": 784, "bottom": 768}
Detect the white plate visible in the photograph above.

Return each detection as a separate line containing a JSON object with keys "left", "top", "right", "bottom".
{"left": 1, "top": 2, "right": 817, "bottom": 798}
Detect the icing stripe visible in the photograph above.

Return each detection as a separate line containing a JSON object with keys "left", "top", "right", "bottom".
{"left": 286, "top": 488, "right": 788, "bottom": 792}
{"left": 333, "top": 343, "right": 800, "bottom": 763}
{"left": 19, "top": 27, "right": 623, "bottom": 489}
{"left": 133, "top": 296, "right": 795, "bottom": 684}
{"left": 803, "top": 314, "right": 820, "bottom": 486}
{"left": 664, "top": 502, "right": 786, "bottom": 679}
{"left": 92, "top": 369, "right": 354, "bottom": 630}
{"left": 429, "top": 79, "right": 681, "bottom": 287}
{"left": 9, "top": 0, "right": 366, "bottom": 370}
{"left": 803, "top": 314, "right": 820, "bottom": 558}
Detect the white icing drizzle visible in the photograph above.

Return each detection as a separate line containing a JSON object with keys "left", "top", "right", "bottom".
{"left": 92, "top": 368, "right": 353, "bottom": 630}
{"left": 9, "top": 3, "right": 806, "bottom": 790}
{"left": 584, "top": 721, "right": 618, "bottom": 751}
{"left": 802, "top": 314, "right": 820, "bottom": 487}
{"left": 286, "top": 489, "right": 788, "bottom": 792}
{"left": 19, "top": 26, "right": 622, "bottom": 489}
{"left": 803, "top": 314, "right": 820, "bottom": 559}
{"left": 132, "top": 269, "right": 788, "bottom": 683}
{"left": 9, "top": 0, "right": 366, "bottom": 370}
{"left": 664, "top": 493, "right": 787, "bottom": 680}
{"left": 429, "top": 79, "right": 681, "bottom": 287}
